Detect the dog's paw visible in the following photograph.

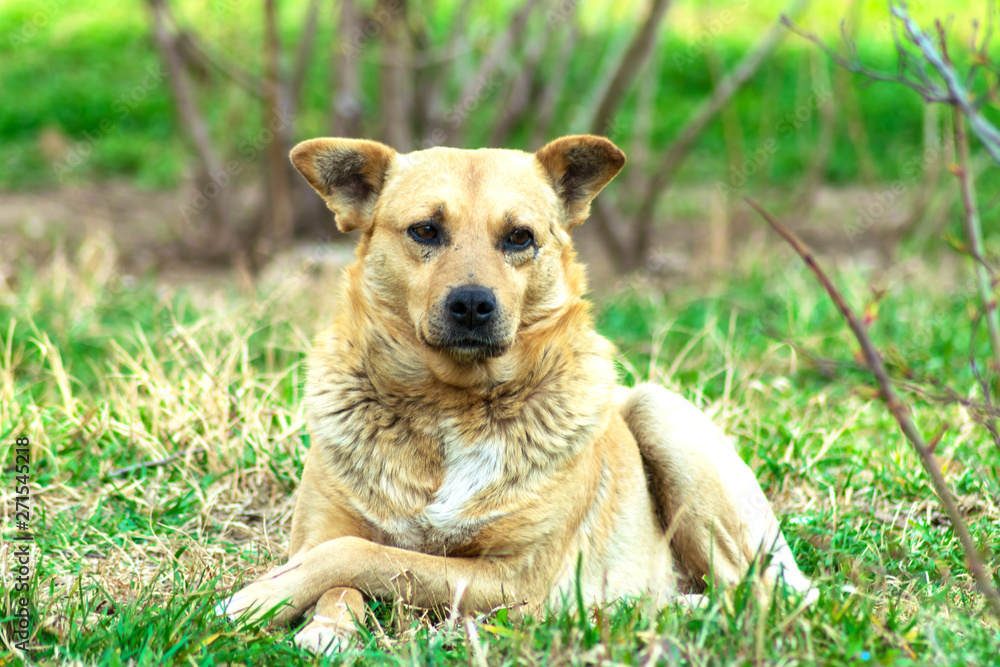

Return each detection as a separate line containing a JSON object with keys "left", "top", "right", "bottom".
{"left": 294, "top": 616, "right": 357, "bottom": 655}
{"left": 216, "top": 581, "right": 297, "bottom": 625}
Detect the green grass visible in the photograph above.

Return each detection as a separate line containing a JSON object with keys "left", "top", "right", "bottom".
{"left": 2, "top": 232, "right": 999, "bottom": 664}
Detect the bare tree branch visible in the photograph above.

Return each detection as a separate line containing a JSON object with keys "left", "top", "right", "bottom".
{"left": 445, "top": 0, "right": 543, "bottom": 145}
{"left": 332, "top": 0, "right": 363, "bottom": 137}
{"left": 781, "top": 16, "right": 951, "bottom": 103}
{"left": 489, "top": 29, "right": 547, "bottom": 147}
{"left": 163, "top": 2, "right": 266, "bottom": 99}
{"left": 108, "top": 447, "right": 206, "bottom": 478}
{"left": 147, "top": 0, "right": 233, "bottom": 254}
{"left": 380, "top": 0, "right": 414, "bottom": 150}
{"left": 964, "top": 0, "right": 996, "bottom": 88}
{"left": 629, "top": 0, "right": 810, "bottom": 265}
{"left": 747, "top": 196, "right": 1000, "bottom": 619}
{"left": 531, "top": 17, "right": 579, "bottom": 146}
{"left": 954, "top": 109, "right": 1000, "bottom": 372}
{"left": 891, "top": 4, "right": 1000, "bottom": 163}
{"left": 290, "top": 0, "right": 323, "bottom": 116}
{"left": 591, "top": 196, "right": 632, "bottom": 270}
{"left": 934, "top": 16, "right": 1000, "bottom": 381}
{"left": 627, "top": 48, "right": 665, "bottom": 195}
{"left": 588, "top": 0, "right": 673, "bottom": 136}
{"left": 969, "top": 317, "right": 1000, "bottom": 453}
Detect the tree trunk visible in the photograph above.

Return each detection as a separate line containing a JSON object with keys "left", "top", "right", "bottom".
{"left": 379, "top": 0, "right": 413, "bottom": 150}
{"left": 263, "top": 0, "right": 295, "bottom": 254}
{"left": 333, "top": 0, "right": 363, "bottom": 138}
{"left": 147, "top": 0, "right": 234, "bottom": 259}
{"left": 588, "top": 0, "right": 673, "bottom": 137}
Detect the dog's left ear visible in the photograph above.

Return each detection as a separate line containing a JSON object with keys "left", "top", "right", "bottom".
{"left": 290, "top": 138, "right": 397, "bottom": 233}
{"left": 535, "top": 135, "right": 626, "bottom": 229}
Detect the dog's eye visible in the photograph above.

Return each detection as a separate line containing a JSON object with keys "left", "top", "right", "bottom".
{"left": 506, "top": 229, "right": 533, "bottom": 249}
{"left": 409, "top": 223, "right": 439, "bottom": 243}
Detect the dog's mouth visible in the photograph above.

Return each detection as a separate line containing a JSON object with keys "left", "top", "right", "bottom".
{"left": 442, "top": 338, "right": 508, "bottom": 359}
{"left": 419, "top": 330, "right": 509, "bottom": 361}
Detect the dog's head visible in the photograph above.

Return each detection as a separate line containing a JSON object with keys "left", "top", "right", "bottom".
{"left": 291, "top": 135, "right": 624, "bottom": 371}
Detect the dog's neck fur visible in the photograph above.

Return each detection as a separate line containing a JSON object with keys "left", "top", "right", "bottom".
{"left": 304, "top": 256, "right": 617, "bottom": 551}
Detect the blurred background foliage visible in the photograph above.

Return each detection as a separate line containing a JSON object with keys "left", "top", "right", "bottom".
{"left": 0, "top": 0, "right": 989, "bottom": 189}
{"left": 1, "top": 0, "right": 996, "bottom": 274}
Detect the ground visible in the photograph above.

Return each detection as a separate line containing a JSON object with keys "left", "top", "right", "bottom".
{"left": 1, "top": 183, "right": 999, "bottom": 665}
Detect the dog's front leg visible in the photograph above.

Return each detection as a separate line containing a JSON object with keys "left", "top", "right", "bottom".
{"left": 224, "top": 536, "right": 536, "bottom": 626}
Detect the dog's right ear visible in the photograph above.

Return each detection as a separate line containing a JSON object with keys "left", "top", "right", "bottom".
{"left": 534, "top": 135, "right": 625, "bottom": 229}
{"left": 290, "top": 138, "right": 396, "bottom": 233}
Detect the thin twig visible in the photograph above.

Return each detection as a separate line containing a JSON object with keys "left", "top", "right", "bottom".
{"left": 969, "top": 316, "right": 1000, "bottom": 452}
{"left": 964, "top": 0, "right": 996, "bottom": 88}
{"left": 746, "top": 196, "right": 1000, "bottom": 618}
{"left": 773, "top": 335, "right": 1000, "bottom": 423}
{"left": 107, "top": 447, "right": 206, "bottom": 478}
{"left": 952, "top": 72, "right": 1000, "bottom": 383}
{"left": 781, "top": 16, "right": 952, "bottom": 103}
{"left": 892, "top": 5, "right": 1000, "bottom": 164}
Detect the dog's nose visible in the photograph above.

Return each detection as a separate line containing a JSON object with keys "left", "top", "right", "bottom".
{"left": 447, "top": 286, "right": 496, "bottom": 329}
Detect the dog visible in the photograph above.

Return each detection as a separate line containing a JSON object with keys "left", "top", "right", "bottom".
{"left": 221, "top": 134, "right": 813, "bottom": 654}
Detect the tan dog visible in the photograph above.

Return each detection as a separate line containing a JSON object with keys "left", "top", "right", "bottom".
{"left": 222, "top": 135, "right": 812, "bottom": 654}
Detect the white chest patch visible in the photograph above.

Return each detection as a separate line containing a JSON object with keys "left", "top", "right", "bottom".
{"left": 423, "top": 436, "right": 503, "bottom": 531}
{"left": 372, "top": 434, "right": 506, "bottom": 551}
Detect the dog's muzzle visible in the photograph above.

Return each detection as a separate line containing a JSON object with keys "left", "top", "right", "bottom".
{"left": 425, "top": 285, "right": 508, "bottom": 359}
